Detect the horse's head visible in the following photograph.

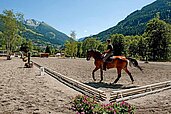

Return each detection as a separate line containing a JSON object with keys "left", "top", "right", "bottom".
{"left": 86, "top": 49, "right": 102, "bottom": 61}
{"left": 86, "top": 49, "right": 93, "bottom": 61}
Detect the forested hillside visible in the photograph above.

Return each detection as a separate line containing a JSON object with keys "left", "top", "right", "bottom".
{"left": 91, "top": 0, "right": 171, "bottom": 41}
{"left": 0, "top": 18, "right": 72, "bottom": 47}
{"left": 23, "top": 19, "right": 72, "bottom": 46}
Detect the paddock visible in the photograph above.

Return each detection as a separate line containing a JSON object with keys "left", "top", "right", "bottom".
{"left": 0, "top": 57, "right": 170, "bottom": 113}
{"left": 32, "top": 57, "right": 171, "bottom": 113}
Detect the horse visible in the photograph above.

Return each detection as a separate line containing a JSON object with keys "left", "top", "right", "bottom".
{"left": 86, "top": 49, "right": 143, "bottom": 84}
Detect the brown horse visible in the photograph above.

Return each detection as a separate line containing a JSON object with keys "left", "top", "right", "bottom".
{"left": 86, "top": 49, "right": 143, "bottom": 84}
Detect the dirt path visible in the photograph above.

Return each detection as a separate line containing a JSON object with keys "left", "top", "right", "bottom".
{"left": 0, "top": 58, "right": 79, "bottom": 113}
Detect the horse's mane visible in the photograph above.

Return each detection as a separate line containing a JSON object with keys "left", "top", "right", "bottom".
{"left": 88, "top": 49, "right": 101, "bottom": 53}
{"left": 88, "top": 49, "right": 102, "bottom": 56}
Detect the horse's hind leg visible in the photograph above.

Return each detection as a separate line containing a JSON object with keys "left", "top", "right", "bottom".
{"left": 99, "top": 65, "right": 103, "bottom": 82}
{"left": 92, "top": 67, "right": 99, "bottom": 81}
{"left": 124, "top": 67, "right": 134, "bottom": 84}
{"left": 113, "top": 68, "right": 122, "bottom": 83}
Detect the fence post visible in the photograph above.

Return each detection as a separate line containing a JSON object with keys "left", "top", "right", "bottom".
{"left": 40, "top": 67, "right": 45, "bottom": 76}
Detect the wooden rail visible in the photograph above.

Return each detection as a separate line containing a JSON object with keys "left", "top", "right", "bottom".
{"left": 33, "top": 61, "right": 171, "bottom": 103}
{"left": 33, "top": 62, "right": 107, "bottom": 101}
{"left": 110, "top": 80, "right": 171, "bottom": 102}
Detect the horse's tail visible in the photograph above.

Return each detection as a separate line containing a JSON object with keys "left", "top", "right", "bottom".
{"left": 127, "top": 57, "right": 143, "bottom": 72}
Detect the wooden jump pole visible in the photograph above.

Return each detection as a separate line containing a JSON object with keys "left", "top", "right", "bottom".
{"left": 32, "top": 61, "right": 171, "bottom": 103}
{"left": 110, "top": 80, "right": 171, "bottom": 102}
{"left": 32, "top": 61, "right": 107, "bottom": 101}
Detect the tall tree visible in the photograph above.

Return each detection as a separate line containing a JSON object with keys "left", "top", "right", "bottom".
{"left": 45, "top": 45, "right": 51, "bottom": 54}
{"left": 110, "top": 34, "right": 125, "bottom": 56}
{"left": 82, "top": 38, "right": 101, "bottom": 57}
{"left": 0, "top": 32, "right": 3, "bottom": 47}
{"left": 0, "top": 10, "right": 23, "bottom": 60}
{"left": 64, "top": 41, "right": 72, "bottom": 57}
{"left": 64, "top": 41, "right": 77, "bottom": 58}
{"left": 77, "top": 42, "right": 83, "bottom": 58}
{"left": 70, "top": 31, "right": 76, "bottom": 40}
{"left": 145, "top": 17, "right": 171, "bottom": 61}
{"left": 20, "top": 39, "right": 33, "bottom": 53}
{"left": 137, "top": 35, "right": 148, "bottom": 60}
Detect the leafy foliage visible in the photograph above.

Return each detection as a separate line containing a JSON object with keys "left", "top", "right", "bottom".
{"left": 82, "top": 38, "right": 104, "bottom": 57}
{"left": 144, "top": 17, "right": 171, "bottom": 61}
{"left": 0, "top": 10, "right": 23, "bottom": 59}
{"left": 64, "top": 17, "right": 171, "bottom": 61}
{"left": 45, "top": 45, "right": 51, "bottom": 54}
{"left": 110, "top": 34, "right": 125, "bottom": 56}
{"left": 20, "top": 39, "right": 33, "bottom": 53}
{"left": 64, "top": 41, "right": 78, "bottom": 58}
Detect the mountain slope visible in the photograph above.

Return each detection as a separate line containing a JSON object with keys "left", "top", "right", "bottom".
{"left": 91, "top": 0, "right": 171, "bottom": 41}
{"left": 23, "top": 19, "right": 72, "bottom": 46}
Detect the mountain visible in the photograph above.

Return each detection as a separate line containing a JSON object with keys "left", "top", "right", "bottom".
{"left": 78, "top": 37, "right": 85, "bottom": 42}
{"left": 90, "top": 0, "right": 171, "bottom": 41}
{"left": 22, "top": 19, "right": 72, "bottom": 46}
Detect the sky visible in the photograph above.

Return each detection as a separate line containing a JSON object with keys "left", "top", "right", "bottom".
{"left": 0, "top": 0, "right": 156, "bottom": 39}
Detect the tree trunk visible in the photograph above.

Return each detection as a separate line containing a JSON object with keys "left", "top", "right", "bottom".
{"left": 6, "top": 37, "right": 11, "bottom": 60}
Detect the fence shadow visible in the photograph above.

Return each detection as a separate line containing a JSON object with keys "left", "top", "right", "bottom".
{"left": 84, "top": 82, "right": 139, "bottom": 90}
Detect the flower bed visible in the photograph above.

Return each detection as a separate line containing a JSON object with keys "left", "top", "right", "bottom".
{"left": 71, "top": 95, "right": 135, "bottom": 114}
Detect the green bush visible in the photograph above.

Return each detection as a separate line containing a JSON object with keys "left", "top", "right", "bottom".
{"left": 71, "top": 95, "right": 135, "bottom": 114}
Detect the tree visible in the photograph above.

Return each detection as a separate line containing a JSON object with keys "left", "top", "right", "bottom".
{"left": 82, "top": 38, "right": 102, "bottom": 57}
{"left": 97, "top": 43, "right": 106, "bottom": 53}
{"left": 0, "top": 32, "right": 3, "bottom": 47}
{"left": 64, "top": 41, "right": 77, "bottom": 58}
{"left": 77, "top": 42, "right": 83, "bottom": 58}
{"left": 20, "top": 39, "right": 33, "bottom": 53}
{"left": 145, "top": 17, "right": 171, "bottom": 61}
{"left": 0, "top": 10, "right": 23, "bottom": 60}
{"left": 110, "top": 34, "right": 125, "bottom": 56}
{"left": 70, "top": 31, "right": 76, "bottom": 40}
{"left": 137, "top": 35, "right": 148, "bottom": 60}
{"left": 45, "top": 45, "right": 51, "bottom": 54}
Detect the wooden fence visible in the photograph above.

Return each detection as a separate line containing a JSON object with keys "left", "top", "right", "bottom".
{"left": 32, "top": 61, "right": 171, "bottom": 103}
{"left": 110, "top": 80, "right": 171, "bottom": 102}
{"left": 33, "top": 62, "right": 106, "bottom": 101}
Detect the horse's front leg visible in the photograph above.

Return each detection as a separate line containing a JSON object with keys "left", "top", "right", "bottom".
{"left": 92, "top": 67, "right": 99, "bottom": 81}
{"left": 100, "top": 65, "right": 103, "bottom": 82}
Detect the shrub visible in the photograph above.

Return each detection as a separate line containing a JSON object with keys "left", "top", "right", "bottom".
{"left": 71, "top": 95, "right": 135, "bottom": 114}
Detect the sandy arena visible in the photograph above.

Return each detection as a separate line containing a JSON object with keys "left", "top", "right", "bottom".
{"left": 0, "top": 57, "right": 79, "bottom": 114}
{"left": 0, "top": 57, "right": 171, "bottom": 114}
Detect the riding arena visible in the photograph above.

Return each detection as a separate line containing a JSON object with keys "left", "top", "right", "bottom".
{"left": 0, "top": 56, "right": 171, "bottom": 113}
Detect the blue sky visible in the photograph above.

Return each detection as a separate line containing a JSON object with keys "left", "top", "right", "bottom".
{"left": 0, "top": 0, "right": 156, "bottom": 39}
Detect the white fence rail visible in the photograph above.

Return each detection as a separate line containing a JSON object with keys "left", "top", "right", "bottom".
{"left": 110, "top": 80, "right": 171, "bottom": 102}
{"left": 32, "top": 61, "right": 171, "bottom": 103}
{"left": 33, "top": 62, "right": 107, "bottom": 101}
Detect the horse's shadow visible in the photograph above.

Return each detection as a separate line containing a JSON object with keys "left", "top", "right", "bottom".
{"left": 84, "top": 81, "right": 139, "bottom": 90}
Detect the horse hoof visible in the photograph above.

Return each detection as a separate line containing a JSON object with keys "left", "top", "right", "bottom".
{"left": 93, "top": 79, "right": 96, "bottom": 81}
{"left": 111, "top": 82, "right": 116, "bottom": 85}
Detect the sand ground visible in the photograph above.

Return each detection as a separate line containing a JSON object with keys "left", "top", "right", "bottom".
{"left": 0, "top": 57, "right": 79, "bottom": 114}
{"left": 32, "top": 57, "right": 171, "bottom": 114}
{"left": 0, "top": 57, "right": 171, "bottom": 114}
